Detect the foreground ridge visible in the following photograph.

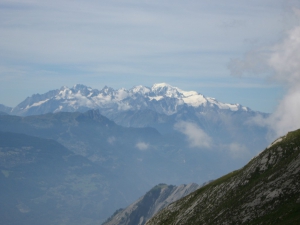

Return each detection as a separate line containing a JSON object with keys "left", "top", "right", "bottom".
{"left": 146, "top": 129, "right": 300, "bottom": 225}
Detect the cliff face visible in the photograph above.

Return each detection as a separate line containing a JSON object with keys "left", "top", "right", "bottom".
{"left": 146, "top": 129, "right": 300, "bottom": 225}
{"left": 102, "top": 183, "right": 199, "bottom": 225}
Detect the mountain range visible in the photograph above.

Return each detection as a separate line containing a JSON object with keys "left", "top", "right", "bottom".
{"left": 0, "top": 83, "right": 275, "bottom": 223}
{"left": 1, "top": 83, "right": 269, "bottom": 162}
{"left": 8, "top": 83, "right": 249, "bottom": 117}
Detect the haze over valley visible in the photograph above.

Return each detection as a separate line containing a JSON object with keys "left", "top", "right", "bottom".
{"left": 1, "top": 1, "right": 300, "bottom": 224}
{"left": 0, "top": 81, "right": 298, "bottom": 224}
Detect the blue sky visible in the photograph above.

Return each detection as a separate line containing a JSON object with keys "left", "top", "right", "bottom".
{"left": 0, "top": 0, "right": 298, "bottom": 113}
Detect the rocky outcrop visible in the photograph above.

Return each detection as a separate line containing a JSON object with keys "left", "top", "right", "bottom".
{"left": 146, "top": 129, "right": 300, "bottom": 225}
{"left": 102, "top": 183, "right": 199, "bottom": 225}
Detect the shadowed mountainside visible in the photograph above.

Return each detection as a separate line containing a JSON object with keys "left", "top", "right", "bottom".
{"left": 0, "top": 131, "right": 116, "bottom": 225}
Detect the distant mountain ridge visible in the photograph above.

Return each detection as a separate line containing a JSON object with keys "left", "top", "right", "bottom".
{"left": 0, "top": 104, "right": 11, "bottom": 114}
{"left": 0, "top": 131, "right": 112, "bottom": 225}
{"left": 10, "top": 83, "right": 250, "bottom": 117}
{"left": 5, "top": 83, "right": 270, "bottom": 159}
{"left": 103, "top": 183, "right": 200, "bottom": 225}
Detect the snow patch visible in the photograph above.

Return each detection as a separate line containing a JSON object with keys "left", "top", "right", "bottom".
{"left": 131, "top": 85, "right": 151, "bottom": 94}
{"left": 54, "top": 105, "right": 63, "bottom": 113}
{"left": 115, "top": 89, "right": 129, "bottom": 101}
{"left": 149, "top": 96, "right": 164, "bottom": 101}
{"left": 182, "top": 95, "right": 207, "bottom": 107}
{"left": 25, "top": 99, "right": 50, "bottom": 109}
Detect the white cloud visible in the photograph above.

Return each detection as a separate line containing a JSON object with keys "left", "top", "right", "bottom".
{"left": 268, "top": 26, "right": 300, "bottom": 85}
{"left": 107, "top": 136, "right": 116, "bottom": 145}
{"left": 174, "top": 121, "right": 212, "bottom": 148}
{"left": 227, "top": 143, "right": 250, "bottom": 159}
{"left": 229, "top": 9, "right": 300, "bottom": 138}
{"left": 135, "top": 142, "right": 149, "bottom": 151}
{"left": 265, "top": 23, "right": 300, "bottom": 137}
{"left": 266, "top": 88, "right": 300, "bottom": 138}
{"left": 0, "top": 1, "right": 284, "bottom": 68}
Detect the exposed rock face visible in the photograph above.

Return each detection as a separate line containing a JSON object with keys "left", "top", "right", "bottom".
{"left": 103, "top": 183, "right": 200, "bottom": 225}
{"left": 146, "top": 129, "right": 300, "bottom": 225}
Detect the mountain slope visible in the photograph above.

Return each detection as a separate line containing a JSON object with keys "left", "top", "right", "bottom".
{"left": 102, "top": 183, "right": 200, "bottom": 225}
{"left": 146, "top": 129, "right": 300, "bottom": 225}
{"left": 0, "top": 109, "right": 161, "bottom": 158}
{"left": 0, "top": 103, "right": 11, "bottom": 114}
{"left": 0, "top": 110, "right": 171, "bottom": 205}
{"left": 0, "top": 131, "right": 114, "bottom": 225}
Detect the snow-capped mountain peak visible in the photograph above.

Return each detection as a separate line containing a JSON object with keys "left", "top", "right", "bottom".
{"left": 131, "top": 85, "right": 151, "bottom": 95}
{"left": 11, "top": 83, "right": 250, "bottom": 116}
{"left": 151, "top": 83, "right": 212, "bottom": 109}
{"left": 151, "top": 83, "right": 182, "bottom": 98}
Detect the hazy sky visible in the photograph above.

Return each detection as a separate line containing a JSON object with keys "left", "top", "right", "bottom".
{"left": 0, "top": 0, "right": 298, "bottom": 113}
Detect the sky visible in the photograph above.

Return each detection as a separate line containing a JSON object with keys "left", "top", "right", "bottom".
{"left": 0, "top": 0, "right": 299, "bottom": 115}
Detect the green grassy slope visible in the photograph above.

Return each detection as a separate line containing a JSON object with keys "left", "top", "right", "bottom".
{"left": 146, "top": 129, "right": 300, "bottom": 225}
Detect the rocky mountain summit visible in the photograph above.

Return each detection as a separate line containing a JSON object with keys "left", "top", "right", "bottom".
{"left": 102, "top": 183, "right": 200, "bottom": 225}
{"left": 146, "top": 129, "right": 300, "bottom": 225}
